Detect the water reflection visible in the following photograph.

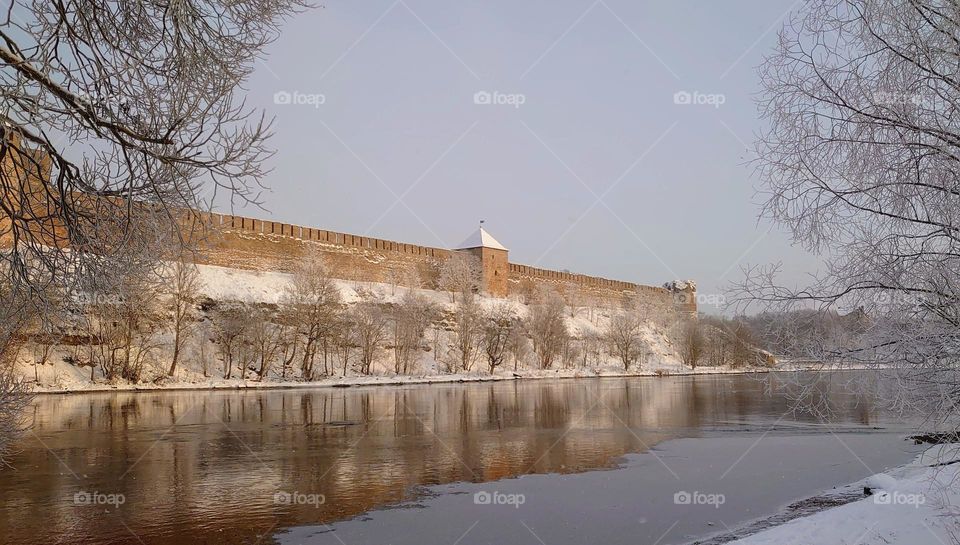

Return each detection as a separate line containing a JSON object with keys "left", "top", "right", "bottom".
{"left": 0, "top": 374, "right": 885, "bottom": 545}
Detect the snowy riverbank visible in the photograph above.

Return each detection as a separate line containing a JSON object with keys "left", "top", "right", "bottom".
{"left": 20, "top": 263, "right": 867, "bottom": 395}
{"left": 27, "top": 361, "right": 877, "bottom": 395}
{"left": 28, "top": 364, "right": 805, "bottom": 394}
{"left": 727, "top": 443, "right": 960, "bottom": 545}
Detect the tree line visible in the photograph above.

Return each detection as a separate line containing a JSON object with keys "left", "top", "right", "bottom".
{"left": 14, "top": 250, "right": 773, "bottom": 385}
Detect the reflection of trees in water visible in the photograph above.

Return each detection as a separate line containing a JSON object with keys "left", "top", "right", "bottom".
{"left": 3, "top": 374, "right": 889, "bottom": 545}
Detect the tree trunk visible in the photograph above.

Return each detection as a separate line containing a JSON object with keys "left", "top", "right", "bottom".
{"left": 168, "top": 329, "right": 181, "bottom": 376}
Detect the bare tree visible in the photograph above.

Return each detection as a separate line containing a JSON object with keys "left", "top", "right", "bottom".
{"left": 677, "top": 319, "right": 704, "bottom": 369}
{"left": 197, "top": 320, "right": 213, "bottom": 378}
{"left": 703, "top": 320, "right": 731, "bottom": 368}
{"left": 506, "top": 323, "right": 530, "bottom": 372}
{"left": 729, "top": 321, "right": 765, "bottom": 369}
{"left": 352, "top": 304, "right": 387, "bottom": 376}
{"left": 438, "top": 253, "right": 481, "bottom": 303}
{"left": 560, "top": 336, "right": 581, "bottom": 369}
{"left": 335, "top": 315, "right": 355, "bottom": 377}
{"left": 165, "top": 259, "right": 202, "bottom": 376}
{"left": 213, "top": 309, "right": 248, "bottom": 380}
{"left": 604, "top": 311, "right": 644, "bottom": 371}
{"left": 29, "top": 291, "right": 63, "bottom": 383}
{"left": 482, "top": 305, "right": 516, "bottom": 374}
{"left": 741, "top": 0, "right": 960, "bottom": 425}
{"left": 271, "top": 313, "right": 299, "bottom": 380}
{"left": 284, "top": 257, "right": 342, "bottom": 380}
{"left": 391, "top": 292, "right": 435, "bottom": 375}
{"left": 580, "top": 331, "right": 601, "bottom": 368}
{"left": 384, "top": 267, "right": 420, "bottom": 296}
{"left": 449, "top": 293, "right": 483, "bottom": 373}
{"left": 528, "top": 288, "right": 568, "bottom": 370}
{"left": 0, "top": 278, "right": 32, "bottom": 464}
{"left": 516, "top": 279, "right": 537, "bottom": 306}
{"left": 0, "top": 1, "right": 308, "bottom": 312}
{"left": 85, "top": 237, "right": 164, "bottom": 382}
{"left": 249, "top": 309, "right": 284, "bottom": 381}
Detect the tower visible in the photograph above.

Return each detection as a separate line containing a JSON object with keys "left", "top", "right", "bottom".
{"left": 453, "top": 226, "right": 509, "bottom": 297}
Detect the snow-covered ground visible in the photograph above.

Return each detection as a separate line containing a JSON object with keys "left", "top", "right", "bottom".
{"left": 27, "top": 365, "right": 797, "bottom": 394}
{"left": 730, "top": 444, "right": 960, "bottom": 545}
{"left": 19, "top": 263, "right": 791, "bottom": 394}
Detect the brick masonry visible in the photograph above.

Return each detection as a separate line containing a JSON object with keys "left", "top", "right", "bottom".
{"left": 0, "top": 137, "right": 696, "bottom": 317}
{"left": 190, "top": 211, "right": 697, "bottom": 316}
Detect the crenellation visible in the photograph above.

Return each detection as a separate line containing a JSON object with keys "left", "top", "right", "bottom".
{"left": 0, "top": 144, "right": 696, "bottom": 316}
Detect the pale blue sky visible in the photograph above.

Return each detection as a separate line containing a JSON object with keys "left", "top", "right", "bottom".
{"left": 232, "top": 0, "right": 818, "bottom": 313}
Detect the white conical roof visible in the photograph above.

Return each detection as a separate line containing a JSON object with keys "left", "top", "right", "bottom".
{"left": 455, "top": 227, "right": 508, "bottom": 251}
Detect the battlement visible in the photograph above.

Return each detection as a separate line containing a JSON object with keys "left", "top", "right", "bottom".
{"left": 0, "top": 139, "right": 696, "bottom": 316}
{"left": 193, "top": 211, "right": 696, "bottom": 316}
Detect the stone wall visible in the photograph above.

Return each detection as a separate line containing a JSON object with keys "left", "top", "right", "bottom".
{"left": 0, "top": 137, "right": 696, "bottom": 316}
{"left": 191, "top": 211, "right": 697, "bottom": 316}
{"left": 190, "top": 212, "right": 452, "bottom": 288}
{"left": 507, "top": 262, "right": 685, "bottom": 314}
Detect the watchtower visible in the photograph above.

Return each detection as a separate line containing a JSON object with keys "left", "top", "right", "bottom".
{"left": 453, "top": 227, "right": 509, "bottom": 297}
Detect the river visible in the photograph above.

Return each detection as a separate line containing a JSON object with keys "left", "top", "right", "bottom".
{"left": 0, "top": 372, "right": 923, "bottom": 544}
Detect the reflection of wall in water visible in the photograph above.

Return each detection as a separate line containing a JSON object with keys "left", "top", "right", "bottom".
{"left": 9, "top": 377, "right": 881, "bottom": 545}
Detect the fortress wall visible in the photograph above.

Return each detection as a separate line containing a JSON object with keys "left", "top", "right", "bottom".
{"left": 2, "top": 139, "right": 696, "bottom": 318}
{"left": 506, "top": 262, "right": 679, "bottom": 312}
{"left": 183, "top": 212, "right": 691, "bottom": 315}
{"left": 190, "top": 212, "right": 451, "bottom": 288}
